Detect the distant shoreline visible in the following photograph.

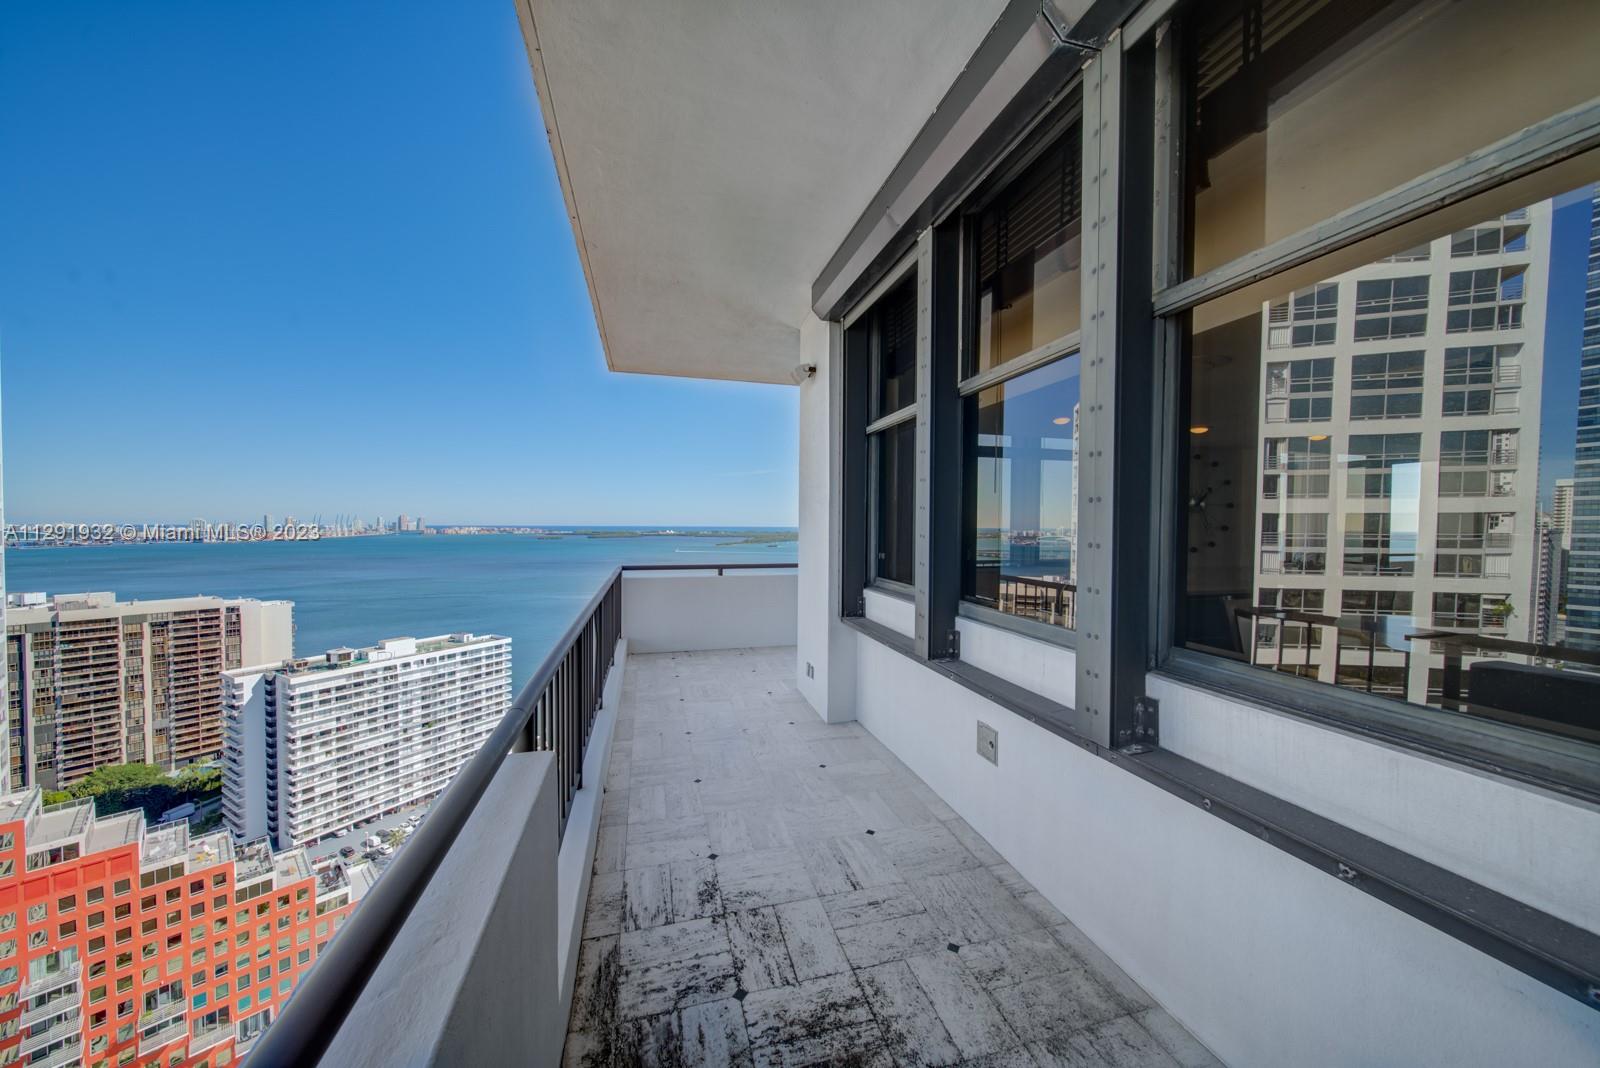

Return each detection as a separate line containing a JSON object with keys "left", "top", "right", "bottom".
{"left": 6, "top": 527, "right": 800, "bottom": 549}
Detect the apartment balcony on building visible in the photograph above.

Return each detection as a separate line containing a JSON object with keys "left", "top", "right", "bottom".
{"left": 243, "top": 1, "right": 1600, "bottom": 1066}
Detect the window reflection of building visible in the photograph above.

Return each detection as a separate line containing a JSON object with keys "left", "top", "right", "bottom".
{"left": 1185, "top": 181, "right": 1600, "bottom": 734}
{"left": 1249, "top": 205, "right": 1547, "bottom": 706}
{"left": 1569, "top": 192, "right": 1600, "bottom": 651}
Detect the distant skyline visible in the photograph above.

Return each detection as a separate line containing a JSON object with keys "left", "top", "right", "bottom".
{"left": 0, "top": 1, "right": 798, "bottom": 526}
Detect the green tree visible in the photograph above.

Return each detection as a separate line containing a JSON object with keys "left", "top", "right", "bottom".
{"left": 57, "top": 762, "right": 223, "bottom": 822}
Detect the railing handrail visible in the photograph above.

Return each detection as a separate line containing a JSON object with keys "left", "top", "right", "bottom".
{"left": 620, "top": 561, "right": 797, "bottom": 576}
{"left": 249, "top": 566, "right": 626, "bottom": 1067}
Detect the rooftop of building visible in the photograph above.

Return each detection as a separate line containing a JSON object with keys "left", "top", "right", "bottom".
{"left": 0, "top": 791, "right": 39, "bottom": 827}
{"left": 0, "top": 786, "right": 316, "bottom": 889}
{"left": 5, "top": 590, "right": 290, "bottom": 623}
{"left": 316, "top": 858, "right": 378, "bottom": 902}
{"left": 34, "top": 797, "right": 95, "bottom": 844}
{"left": 228, "top": 632, "right": 510, "bottom": 681}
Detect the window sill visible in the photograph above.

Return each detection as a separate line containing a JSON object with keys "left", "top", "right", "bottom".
{"left": 957, "top": 600, "right": 1078, "bottom": 650}
{"left": 1156, "top": 648, "right": 1600, "bottom": 806}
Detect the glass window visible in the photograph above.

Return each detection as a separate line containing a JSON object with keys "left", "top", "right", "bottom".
{"left": 869, "top": 275, "right": 917, "bottom": 421}
{"left": 969, "top": 122, "right": 1083, "bottom": 375}
{"left": 1345, "top": 434, "right": 1422, "bottom": 500}
{"left": 1264, "top": 357, "right": 1334, "bottom": 423}
{"left": 1353, "top": 277, "right": 1428, "bottom": 341}
{"left": 873, "top": 419, "right": 915, "bottom": 586}
{"left": 1182, "top": 0, "right": 1600, "bottom": 277}
{"left": 1450, "top": 215, "right": 1530, "bottom": 258}
{"left": 963, "top": 355, "right": 1080, "bottom": 630}
{"left": 1267, "top": 284, "right": 1337, "bottom": 349}
{"left": 850, "top": 272, "right": 919, "bottom": 587}
{"left": 1350, "top": 352, "right": 1424, "bottom": 421}
{"left": 1177, "top": 178, "right": 1600, "bottom": 750}
{"left": 1442, "top": 345, "right": 1521, "bottom": 417}
{"left": 1446, "top": 266, "right": 1526, "bottom": 333}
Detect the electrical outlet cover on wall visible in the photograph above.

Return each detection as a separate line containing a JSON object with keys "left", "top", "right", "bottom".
{"left": 976, "top": 721, "right": 998, "bottom": 765}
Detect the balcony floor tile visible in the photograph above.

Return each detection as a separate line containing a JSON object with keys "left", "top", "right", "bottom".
{"left": 565, "top": 647, "right": 1220, "bottom": 1067}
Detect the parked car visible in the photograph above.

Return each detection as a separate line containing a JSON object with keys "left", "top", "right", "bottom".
{"left": 339, "top": 845, "right": 356, "bottom": 858}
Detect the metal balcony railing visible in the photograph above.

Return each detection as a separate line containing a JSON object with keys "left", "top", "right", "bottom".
{"left": 139, "top": 997, "right": 187, "bottom": 1029}
{"left": 20, "top": 988, "right": 81, "bottom": 1029}
{"left": 189, "top": 1021, "right": 232, "bottom": 1055}
{"left": 19, "top": 1010, "right": 82, "bottom": 1056}
{"left": 29, "top": 1037, "right": 83, "bottom": 1068}
{"left": 253, "top": 562, "right": 794, "bottom": 1066}
{"left": 20, "top": 963, "right": 80, "bottom": 999}
{"left": 140, "top": 1016, "right": 189, "bottom": 1056}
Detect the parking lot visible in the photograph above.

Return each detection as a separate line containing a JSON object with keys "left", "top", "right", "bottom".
{"left": 306, "top": 797, "right": 433, "bottom": 872}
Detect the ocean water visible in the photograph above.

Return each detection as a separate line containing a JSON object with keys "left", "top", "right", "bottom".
{"left": 6, "top": 532, "right": 797, "bottom": 689}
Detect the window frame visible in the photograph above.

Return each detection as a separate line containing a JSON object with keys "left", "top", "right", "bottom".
{"left": 1141, "top": 6, "right": 1600, "bottom": 800}
{"left": 950, "top": 107, "right": 1086, "bottom": 652}
{"left": 843, "top": 254, "right": 920, "bottom": 595}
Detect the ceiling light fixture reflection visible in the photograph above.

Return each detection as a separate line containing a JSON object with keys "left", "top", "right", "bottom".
{"left": 1053, "top": 417, "right": 1071, "bottom": 425}
{"left": 1189, "top": 425, "right": 1210, "bottom": 435}
{"left": 1309, "top": 434, "right": 1329, "bottom": 441}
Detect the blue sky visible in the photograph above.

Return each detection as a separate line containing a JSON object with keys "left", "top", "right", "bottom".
{"left": 1536, "top": 185, "right": 1593, "bottom": 508}
{"left": 0, "top": 1, "right": 798, "bottom": 527}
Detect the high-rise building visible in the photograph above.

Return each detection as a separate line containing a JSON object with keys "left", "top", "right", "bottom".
{"left": 1247, "top": 204, "right": 1551, "bottom": 699}
{"left": 222, "top": 633, "right": 511, "bottom": 848}
{"left": 1567, "top": 190, "right": 1600, "bottom": 651}
{"left": 0, "top": 786, "right": 369, "bottom": 1066}
{"left": 1532, "top": 515, "right": 1566, "bottom": 646}
{"left": 1551, "top": 479, "right": 1575, "bottom": 550}
{"left": 5, "top": 594, "right": 293, "bottom": 790}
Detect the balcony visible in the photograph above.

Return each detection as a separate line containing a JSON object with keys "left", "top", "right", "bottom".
{"left": 18, "top": 1012, "right": 81, "bottom": 1057}
{"left": 139, "top": 1014, "right": 188, "bottom": 1056}
{"left": 559, "top": 647, "right": 1203, "bottom": 1065}
{"left": 20, "top": 989, "right": 81, "bottom": 1030}
{"left": 29, "top": 1037, "right": 83, "bottom": 1068}
{"left": 188, "top": 1021, "right": 232, "bottom": 1056}
{"left": 255, "top": 566, "right": 1213, "bottom": 1066}
{"left": 139, "top": 996, "right": 186, "bottom": 1029}
{"left": 20, "top": 963, "right": 80, "bottom": 1000}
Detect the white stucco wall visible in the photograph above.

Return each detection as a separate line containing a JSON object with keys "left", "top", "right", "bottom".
{"left": 955, "top": 614, "right": 1077, "bottom": 709}
{"left": 863, "top": 587, "right": 915, "bottom": 637}
{"left": 852, "top": 635, "right": 1600, "bottom": 1068}
{"left": 796, "top": 313, "right": 857, "bottom": 723}
{"left": 1150, "top": 674, "right": 1600, "bottom": 933}
{"left": 622, "top": 573, "right": 797, "bottom": 653}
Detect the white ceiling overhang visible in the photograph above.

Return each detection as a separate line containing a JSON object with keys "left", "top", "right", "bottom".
{"left": 516, "top": 0, "right": 1016, "bottom": 384}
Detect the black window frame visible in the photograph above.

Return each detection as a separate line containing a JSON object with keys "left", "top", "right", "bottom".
{"left": 844, "top": 260, "right": 920, "bottom": 597}
{"left": 953, "top": 108, "right": 1087, "bottom": 650}
{"left": 1143, "top": 3, "right": 1600, "bottom": 801}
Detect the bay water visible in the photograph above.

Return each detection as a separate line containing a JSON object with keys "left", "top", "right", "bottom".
{"left": 6, "top": 531, "right": 797, "bottom": 690}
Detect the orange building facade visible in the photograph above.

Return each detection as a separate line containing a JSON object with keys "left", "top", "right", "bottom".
{"left": 0, "top": 789, "right": 369, "bottom": 1068}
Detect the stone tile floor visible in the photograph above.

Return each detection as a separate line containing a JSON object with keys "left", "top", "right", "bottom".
{"left": 565, "top": 647, "right": 1222, "bottom": 1068}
